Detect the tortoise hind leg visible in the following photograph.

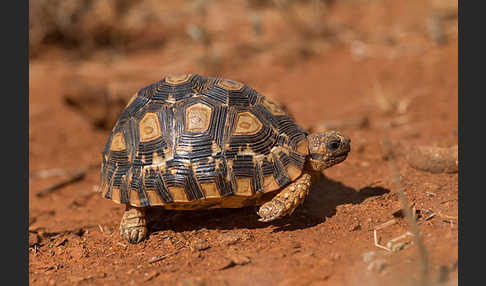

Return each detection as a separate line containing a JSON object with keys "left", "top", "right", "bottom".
{"left": 120, "top": 205, "right": 147, "bottom": 244}
{"left": 257, "top": 173, "right": 312, "bottom": 222}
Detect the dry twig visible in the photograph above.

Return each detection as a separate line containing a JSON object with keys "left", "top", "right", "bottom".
{"left": 374, "top": 219, "right": 397, "bottom": 231}
{"left": 387, "top": 231, "right": 413, "bottom": 245}
{"left": 35, "top": 164, "right": 98, "bottom": 197}
{"left": 437, "top": 212, "right": 457, "bottom": 220}
{"left": 117, "top": 242, "right": 128, "bottom": 248}
{"left": 374, "top": 229, "right": 391, "bottom": 252}
{"left": 423, "top": 213, "right": 436, "bottom": 221}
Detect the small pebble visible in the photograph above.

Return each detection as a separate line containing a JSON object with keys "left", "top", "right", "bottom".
{"left": 349, "top": 220, "right": 361, "bottom": 231}
{"left": 362, "top": 251, "right": 377, "bottom": 263}
{"left": 219, "top": 233, "right": 240, "bottom": 246}
{"left": 330, "top": 252, "right": 341, "bottom": 261}
{"left": 390, "top": 242, "right": 409, "bottom": 252}
{"left": 218, "top": 254, "right": 251, "bottom": 270}
{"left": 367, "top": 258, "right": 387, "bottom": 273}
{"left": 423, "top": 182, "right": 441, "bottom": 192}
{"left": 407, "top": 145, "right": 458, "bottom": 173}
{"left": 360, "top": 161, "right": 370, "bottom": 167}
{"left": 192, "top": 239, "right": 211, "bottom": 251}
{"left": 229, "top": 254, "right": 251, "bottom": 265}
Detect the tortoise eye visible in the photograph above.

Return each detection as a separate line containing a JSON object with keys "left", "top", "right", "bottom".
{"left": 327, "top": 140, "right": 341, "bottom": 151}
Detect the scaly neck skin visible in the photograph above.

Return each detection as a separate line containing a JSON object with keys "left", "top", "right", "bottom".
{"left": 304, "top": 157, "right": 329, "bottom": 172}
{"left": 302, "top": 159, "right": 327, "bottom": 182}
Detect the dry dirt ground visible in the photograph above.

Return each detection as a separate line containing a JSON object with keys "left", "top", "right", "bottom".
{"left": 29, "top": 1, "right": 458, "bottom": 285}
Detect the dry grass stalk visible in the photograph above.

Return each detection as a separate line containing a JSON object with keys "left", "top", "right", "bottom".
{"left": 148, "top": 248, "right": 184, "bottom": 264}
{"left": 373, "top": 229, "right": 391, "bottom": 252}
{"left": 382, "top": 138, "right": 429, "bottom": 286}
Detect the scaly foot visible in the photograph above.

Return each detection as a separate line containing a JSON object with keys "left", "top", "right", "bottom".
{"left": 120, "top": 206, "right": 147, "bottom": 244}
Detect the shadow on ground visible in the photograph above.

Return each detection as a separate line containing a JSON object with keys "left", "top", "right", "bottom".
{"left": 147, "top": 172, "right": 390, "bottom": 236}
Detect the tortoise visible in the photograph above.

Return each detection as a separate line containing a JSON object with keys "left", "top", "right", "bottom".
{"left": 101, "top": 74, "right": 351, "bottom": 243}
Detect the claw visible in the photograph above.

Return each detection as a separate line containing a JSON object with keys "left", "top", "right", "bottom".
{"left": 120, "top": 207, "right": 147, "bottom": 244}
{"left": 124, "top": 227, "right": 146, "bottom": 244}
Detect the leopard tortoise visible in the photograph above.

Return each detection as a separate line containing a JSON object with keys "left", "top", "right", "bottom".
{"left": 101, "top": 74, "right": 351, "bottom": 243}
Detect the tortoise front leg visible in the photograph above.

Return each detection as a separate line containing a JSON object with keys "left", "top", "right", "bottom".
{"left": 257, "top": 173, "right": 312, "bottom": 222}
{"left": 120, "top": 205, "right": 147, "bottom": 244}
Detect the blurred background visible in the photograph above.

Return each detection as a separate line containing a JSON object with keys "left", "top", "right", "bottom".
{"left": 30, "top": 0, "right": 458, "bottom": 130}
{"left": 29, "top": 1, "right": 458, "bottom": 285}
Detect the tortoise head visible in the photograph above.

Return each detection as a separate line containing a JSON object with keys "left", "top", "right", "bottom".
{"left": 307, "top": 130, "right": 351, "bottom": 171}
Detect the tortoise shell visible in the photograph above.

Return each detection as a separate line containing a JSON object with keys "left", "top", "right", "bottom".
{"left": 101, "top": 74, "right": 309, "bottom": 210}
